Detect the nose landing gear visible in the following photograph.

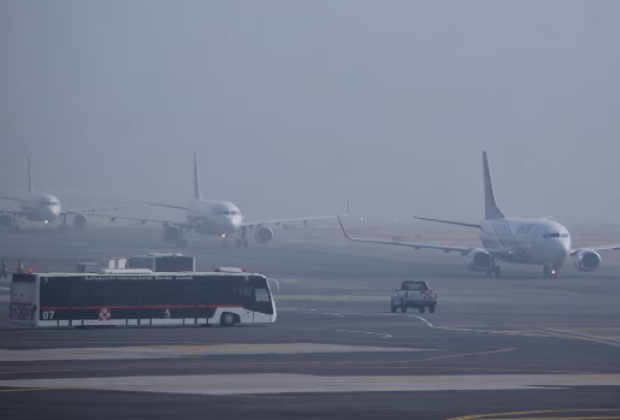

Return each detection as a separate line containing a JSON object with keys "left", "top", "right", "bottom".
{"left": 485, "top": 265, "right": 501, "bottom": 277}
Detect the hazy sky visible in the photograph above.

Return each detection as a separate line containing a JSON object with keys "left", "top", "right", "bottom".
{"left": 1, "top": 1, "right": 619, "bottom": 221}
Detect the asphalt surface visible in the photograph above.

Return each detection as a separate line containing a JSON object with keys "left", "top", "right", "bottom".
{"left": 1, "top": 224, "right": 620, "bottom": 420}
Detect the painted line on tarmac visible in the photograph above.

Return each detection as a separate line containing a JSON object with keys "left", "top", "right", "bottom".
{"left": 447, "top": 408, "right": 620, "bottom": 420}
{"left": 411, "top": 315, "right": 435, "bottom": 328}
{"left": 536, "top": 328, "right": 620, "bottom": 348}
{"left": 334, "top": 329, "right": 392, "bottom": 339}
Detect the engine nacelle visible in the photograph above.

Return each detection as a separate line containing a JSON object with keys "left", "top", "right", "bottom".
{"left": 0, "top": 214, "right": 13, "bottom": 229}
{"left": 254, "top": 225, "right": 274, "bottom": 244}
{"left": 573, "top": 249, "right": 601, "bottom": 272}
{"left": 465, "top": 248, "right": 493, "bottom": 271}
{"left": 162, "top": 226, "right": 181, "bottom": 243}
{"left": 72, "top": 214, "right": 88, "bottom": 228}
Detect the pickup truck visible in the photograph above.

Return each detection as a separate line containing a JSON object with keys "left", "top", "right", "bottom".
{"left": 391, "top": 280, "right": 438, "bottom": 313}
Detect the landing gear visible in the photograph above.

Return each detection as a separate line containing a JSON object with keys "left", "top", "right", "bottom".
{"left": 10, "top": 224, "right": 20, "bottom": 232}
{"left": 485, "top": 265, "right": 501, "bottom": 277}
{"left": 235, "top": 227, "right": 249, "bottom": 248}
{"left": 59, "top": 215, "right": 69, "bottom": 233}
{"left": 543, "top": 265, "right": 560, "bottom": 279}
{"left": 175, "top": 239, "right": 188, "bottom": 248}
{"left": 173, "top": 227, "right": 189, "bottom": 248}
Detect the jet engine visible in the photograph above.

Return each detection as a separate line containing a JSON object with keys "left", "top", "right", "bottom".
{"left": 72, "top": 214, "right": 88, "bottom": 228}
{"left": 254, "top": 225, "right": 273, "bottom": 244}
{"left": 162, "top": 225, "right": 181, "bottom": 243}
{"left": 573, "top": 249, "right": 601, "bottom": 272}
{"left": 0, "top": 214, "right": 13, "bottom": 229}
{"left": 464, "top": 248, "right": 493, "bottom": 271}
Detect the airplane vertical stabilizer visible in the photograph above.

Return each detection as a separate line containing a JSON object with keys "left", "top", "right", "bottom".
{"left": 27, "top": 156, "right": 33, "bottom": 194}
{"left": 193, "top": 151, "right": 202, "bottom": 200}
{"left": 483, "top": 151, "right": 505, "bottom": 220}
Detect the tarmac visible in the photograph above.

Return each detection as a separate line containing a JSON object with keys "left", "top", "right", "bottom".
{"left": 0, "top": 223, "right": 619, "bottom": 420}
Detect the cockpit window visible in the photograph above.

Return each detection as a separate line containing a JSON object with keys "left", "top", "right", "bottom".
{"left": 216, "top": 210, "right": 239, "bottom": 216}
{"left": 543, "top": 232, "right": 568, "bottom": 239}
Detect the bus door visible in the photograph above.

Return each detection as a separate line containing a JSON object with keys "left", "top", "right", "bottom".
{"left": 240, "top": 276, "right": 273, "bottom": 323}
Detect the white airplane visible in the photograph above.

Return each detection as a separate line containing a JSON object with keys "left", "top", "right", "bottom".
{"left": 0, "top": 157, "right": 132, "bottom": 232}
{"left": 87, "top": 152, "right": 348, "bottom": 247}
{"left": 339, "top": 151, "right": 620, "bottom": 278}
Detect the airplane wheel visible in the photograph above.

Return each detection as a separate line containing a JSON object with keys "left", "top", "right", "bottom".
{"left": 485, "top": 269, "right": 492, "bottom": 277}
{"left": 243, "top": 239, "right": 249, "bottom": 248}
{"left": 236, "top": 239, "right": 242, "bottom": 248}
{"left": 493, "top": 266, "right": 501, "bottom": 277}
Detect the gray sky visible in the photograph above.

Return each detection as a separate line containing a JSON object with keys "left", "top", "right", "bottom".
{"left": 1, "top": 0, "right": 619, "bottom": 221}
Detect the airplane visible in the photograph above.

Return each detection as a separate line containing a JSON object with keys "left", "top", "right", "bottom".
{"left": 0, "top": 157, "right": 132, "bottom": 232}
{"left": 338, "top": 151, "right": 620, "bottom": 278}
{"left": 85, "top": 152, "right": 348, "bottom": 248}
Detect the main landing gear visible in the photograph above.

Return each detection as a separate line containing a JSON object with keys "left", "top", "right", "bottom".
{"left": 543, "top": 265, "right": 560, "bottom": 279}
{"left": 59, "top": 215, "right": 69, "bottom": 233}
{"left": 235, "top": 227, "right": 249, "bottom": 249}
{"left": 174, "top": 227, "right": 189, "bottom": 248}
{"left": 485, "top": 256, "right": 501, "bottom": 277}
{"left": 485, "top": 266, "right": 501, "bottom": 277}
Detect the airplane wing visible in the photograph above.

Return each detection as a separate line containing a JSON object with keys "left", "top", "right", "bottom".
{"left": 80, "top": 212, "right": 198, "bottom": 228}
{"left": 145, "top": 202, "right": 189, "bottom": 211}
{"left": 570, "top": 245, "right": 620, "bottom": 256}
{"left": 61, "top": 205, "right": 139, "bottom": 215}
{"left": 0, "top": 208, "right": 28, "bottom": 217}
{"left": 241, "top": 214, "right": 345, "bottom": 228}
{"left": 338, "top": 217, "right": 511, "bottom": 255}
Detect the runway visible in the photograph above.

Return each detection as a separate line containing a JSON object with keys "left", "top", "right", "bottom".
{"left": 1, "top": 224, "right": 619, "bottom": 419}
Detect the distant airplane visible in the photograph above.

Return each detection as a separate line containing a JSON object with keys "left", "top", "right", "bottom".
{"left": 339, "top": 151, "right": 620, "bottom": 278}
{"left": 87, "top": 152, "right": 348, "bottom": 247}
{"left": 0, "top": 157, "right": 132, "bottom": 232}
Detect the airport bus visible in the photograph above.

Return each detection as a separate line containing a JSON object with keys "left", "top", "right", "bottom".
{"left": 9, "top": 270, "right": 276, "bottom": 328}
{"left": 127, "top": 253, "right": 195, "bottom": 272}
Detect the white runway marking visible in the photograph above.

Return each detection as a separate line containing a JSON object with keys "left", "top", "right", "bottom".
{"left": 1, "top": 373, "right": 619, "bottom": 395}
{"left": 334, "top": 329, "right": 392, "bottom": 339}
{"left": 412, "top": 315, "right": 435, "bottom": 328}
{"left": 0, "top": 343, "right": 431, "bottom": 362}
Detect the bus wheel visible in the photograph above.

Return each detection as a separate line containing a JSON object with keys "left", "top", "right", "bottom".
{"left": 220, "top": 312, "right": 236, "bottom": 327}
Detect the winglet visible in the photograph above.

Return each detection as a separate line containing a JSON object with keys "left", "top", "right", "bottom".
{"left": 193, "top": 151, "right": 202, "bottom": 200}
{"left": 483, "top": 151, "right": 505, "bottom": 220}
{"left": 27, "top": 156, "right": 33, "bottom": 194}
{"left": 337, "top": 215, "right": 353, "bottom": 240}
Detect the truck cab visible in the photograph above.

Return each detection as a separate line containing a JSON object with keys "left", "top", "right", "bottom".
{"left": 391, "top": 280, "right": 438, "bottom": 314}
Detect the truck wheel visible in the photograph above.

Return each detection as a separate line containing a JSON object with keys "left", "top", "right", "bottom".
{"left": 418, "top": 307, "right": 426, "bottom": 313}
{"left": 390, "top": 302, "right": 397, "bottom": 313}
{"left": 429, "top": 305, "right": 436, "bottom": 314}
{"left": 400, "top": 305, "right": 407, "bottom": 313}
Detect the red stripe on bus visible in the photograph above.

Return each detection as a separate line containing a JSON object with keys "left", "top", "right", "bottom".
{"left": 40, "top": 305, "right": 243, "bottom": 310}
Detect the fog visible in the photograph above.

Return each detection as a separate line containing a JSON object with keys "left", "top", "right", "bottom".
{"left": 1, "top": 1, "right": 619, "bottom": 222}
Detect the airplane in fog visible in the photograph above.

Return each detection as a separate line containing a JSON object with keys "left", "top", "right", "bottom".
{"left": 0, "top": 157, "right": 132, "bottom": 232}
{"left": 87, "top": 152, "right": 348, "bottom": 247}
{"left": 339, "top": 151, "right": 620, "bottom": 278}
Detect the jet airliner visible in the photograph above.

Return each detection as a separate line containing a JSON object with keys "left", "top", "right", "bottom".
{"left": 88, "top": 152, "right": 348, "bottom": 247}
{"left": 339, "top": 152, "right": 620, "bottom": 278}
{"left": 0, "top": 157, "right": 132, "bottom": 232}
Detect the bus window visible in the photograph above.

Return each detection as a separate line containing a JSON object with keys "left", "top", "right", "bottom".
{"left": 255, "top": 288, "right": 270, "bottom": 302}
{"left": 153, "top": 281, "right": 184, "bottom": 319}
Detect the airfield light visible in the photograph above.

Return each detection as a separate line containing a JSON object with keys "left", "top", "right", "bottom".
{"left": 44, "top": 220, "right": 49, "bottom": 224}
{"left": 222, "top": 234, "right": 226, "bottom": 238}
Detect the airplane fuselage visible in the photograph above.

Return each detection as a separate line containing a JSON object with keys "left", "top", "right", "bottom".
{"left": 185, "top": 199, "right": 243, "bottom": 236}
{"left": 479, "top": 218, "right": 570, "bottom": 266}
{"left": 2, "top": 193, "right": 62, "bottom": 223}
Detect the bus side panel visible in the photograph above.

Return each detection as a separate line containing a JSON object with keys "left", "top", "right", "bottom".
{"left": 9, "top": 274, "right": 38, "bottom": 327}
{"left": 151, "top": 281, "right": 186, "bottom": 325}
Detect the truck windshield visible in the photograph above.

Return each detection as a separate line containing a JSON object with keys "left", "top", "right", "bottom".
{"left": 402, "top": 283, "right": 428, "bottom": 291}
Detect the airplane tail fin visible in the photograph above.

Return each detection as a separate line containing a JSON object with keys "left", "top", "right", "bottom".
{"left": 193, "top": 151, "right": 202, "bottom": 200}
{"left": 27, "top": 156, "right": 33, "bottom": 194}
{"left": 483, "top": 151, "right": 505, "bottom": 220}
